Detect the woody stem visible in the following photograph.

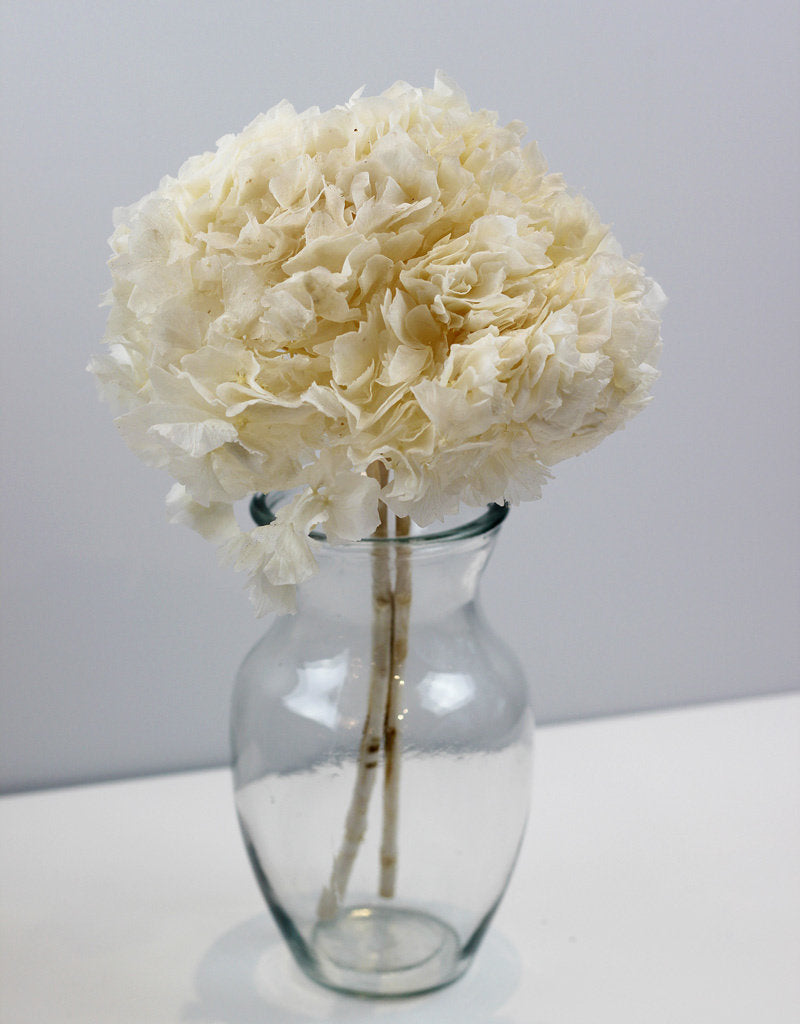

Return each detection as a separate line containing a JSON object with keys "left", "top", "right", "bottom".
{"left": 317, "top": 461, "right": 392, "bottom": 920}
{"left": 380, "top": 513, "right": 411, "bottom": 897}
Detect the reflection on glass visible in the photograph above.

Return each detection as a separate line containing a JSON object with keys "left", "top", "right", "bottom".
{"left": 419, "top": 671, "right": 476, "bottom": 716}
{"left": 283, "top": 651, "right": 349, "bottom": 729}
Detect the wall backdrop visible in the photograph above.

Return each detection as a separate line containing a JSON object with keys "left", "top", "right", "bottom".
{"left": 1, "top": 0, "right": 798, "bottom": 791}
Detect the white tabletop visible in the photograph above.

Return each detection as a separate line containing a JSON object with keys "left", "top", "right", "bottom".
{"left": 2, "top": 693, "right": 798, "bottom": 1024}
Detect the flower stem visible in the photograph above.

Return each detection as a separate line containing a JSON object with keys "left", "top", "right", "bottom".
{"left": 380, "top": 514, "right": 411, "bottom": 898}
{"left": 317, "top": 461, "right": 392, "bottom": 920}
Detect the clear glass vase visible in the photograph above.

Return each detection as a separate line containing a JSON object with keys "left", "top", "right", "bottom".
{"left": 230, "top": 496, "right": 533, "bottom": 997}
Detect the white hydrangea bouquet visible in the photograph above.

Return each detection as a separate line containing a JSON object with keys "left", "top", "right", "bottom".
{"left": 90, "top": 74, "right": 663, "bottom": 930}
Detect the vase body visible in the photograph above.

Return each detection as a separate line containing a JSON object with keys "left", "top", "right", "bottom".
{"left": 230, "top": 500, "right": 533, "bottom": 997}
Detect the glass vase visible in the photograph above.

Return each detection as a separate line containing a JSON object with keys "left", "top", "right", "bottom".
{"left": 230, "top": 496, "right": 533, "bottom": 997}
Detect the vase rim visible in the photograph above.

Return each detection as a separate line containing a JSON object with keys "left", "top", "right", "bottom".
{"left": 250, "top": 492, "right": 509, "bottom": 545}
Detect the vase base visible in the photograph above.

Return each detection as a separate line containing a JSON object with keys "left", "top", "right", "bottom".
{"left": 305, "top": 904, "right": 465, "bottom": 997}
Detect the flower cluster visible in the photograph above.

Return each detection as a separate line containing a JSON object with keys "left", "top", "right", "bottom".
{"left": 90, "top": 73, "right": 664, "bottom": 613}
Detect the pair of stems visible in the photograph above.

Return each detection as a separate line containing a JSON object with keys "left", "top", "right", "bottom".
{"left": 317, "top": 462, "right": 412, "bottom": 920}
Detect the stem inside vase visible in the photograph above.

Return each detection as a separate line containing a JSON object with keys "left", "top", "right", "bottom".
{"left": 380, "top": 511, "right": 411, "bottom": 898}
{"left": 318, "top": 461, "right": 412, "bottom": 918}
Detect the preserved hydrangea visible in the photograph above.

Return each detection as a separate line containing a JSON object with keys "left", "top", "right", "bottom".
{"left": 90, "top": 73, "right": 664, "bottom": 613}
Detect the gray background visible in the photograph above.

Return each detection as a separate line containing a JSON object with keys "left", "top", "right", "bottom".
{"left": 1, "top": 0, "right": 797, "bottom": 792}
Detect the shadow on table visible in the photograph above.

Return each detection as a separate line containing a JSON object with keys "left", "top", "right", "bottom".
{"left": 183, "top": 914, "right": 521, "bottom": 1024}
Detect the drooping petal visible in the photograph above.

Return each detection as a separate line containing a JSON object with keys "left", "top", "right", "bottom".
{"left": 165, "top": 484, "right": 239, "bottom": 542}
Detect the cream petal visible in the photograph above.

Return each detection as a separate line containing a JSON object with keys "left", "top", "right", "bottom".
{"left": 165, "top": 484, "right": 239, "bottom": 542}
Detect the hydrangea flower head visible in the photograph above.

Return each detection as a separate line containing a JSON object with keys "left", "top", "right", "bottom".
{"left": 90, "top": 73, "right": 664, "bottom": 612}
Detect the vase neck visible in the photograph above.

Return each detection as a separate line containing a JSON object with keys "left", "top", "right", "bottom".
{"left": 298, "top": 528, "right": 502, "bottom": 620}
